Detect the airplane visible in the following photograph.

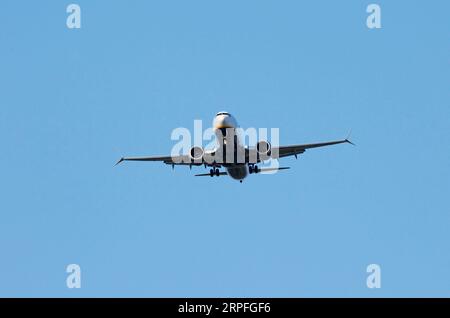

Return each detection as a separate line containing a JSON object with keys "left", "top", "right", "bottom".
{"left": 116, "top": 111, "right": 353, "bottom": 183}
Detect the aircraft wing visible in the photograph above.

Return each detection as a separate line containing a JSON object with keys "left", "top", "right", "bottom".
{"left": 273, "top": 138, "right": 354, "bottom": 159}
{"left": 116, "top": 138, "right": 353, "bottom": 166}
{"left": 115, "top": 154, "right": 199, "bottom": 166}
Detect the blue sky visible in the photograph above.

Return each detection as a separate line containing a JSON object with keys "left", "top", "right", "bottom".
{"left": 0, "top": 0, "right": 449, "bottom": 297}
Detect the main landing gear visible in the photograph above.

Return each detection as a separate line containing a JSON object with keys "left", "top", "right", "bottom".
{"left": 209, "top": 168, "right": 220, "bottom": 177}
{"left": 248, "top": 165, "right": 260, "bottom": 174}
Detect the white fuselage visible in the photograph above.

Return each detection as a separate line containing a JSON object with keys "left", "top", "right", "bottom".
{"left": 213, "top": 112, "right": 248, "bottom": 180}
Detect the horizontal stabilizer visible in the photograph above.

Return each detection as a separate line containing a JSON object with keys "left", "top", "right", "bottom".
{"left": 259, "top": 167, "right": 290, "bottom": 173}
{"left": 195, "top": 172, "right": 228, "bottom": 177}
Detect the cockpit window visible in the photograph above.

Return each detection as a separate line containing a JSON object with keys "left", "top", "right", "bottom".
{"left": 216, "top": 112, "right": 230, "bottom": 116}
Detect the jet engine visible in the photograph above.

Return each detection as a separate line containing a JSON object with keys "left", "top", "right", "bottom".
{"left": 256, "top": 140, "right": 271, "bottom": 156}
{"left": 189, "top": 146, "right": 204, "bottom": 161}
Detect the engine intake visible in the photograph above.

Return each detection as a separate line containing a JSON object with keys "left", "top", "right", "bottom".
{"left": 189, "top": 146, "right": 204, "bottom": 161}
{"left": 256, "top": 140, "right": 271, "bottom": 156}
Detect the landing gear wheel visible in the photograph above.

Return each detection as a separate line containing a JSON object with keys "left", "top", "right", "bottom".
{"left": 249, "top": 165, "right": 253, "bottom": 174}
{"left": 254, "top": 165, "right": 259, "bottom": 174}
{"left": 209, "top": 169, "right": 214, "bottom": 177}
{"left": 215, "top": 168, "right": 220, "bottom": 177}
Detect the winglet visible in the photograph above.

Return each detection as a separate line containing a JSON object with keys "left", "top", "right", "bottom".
{"left": 345, "top": 129, "right": 355, "bottom": 146}
{"left": 115, "top": 157, "right": 124, "bottom": 166}
{"left": 345, "top": 139, "right": 355, "bottom": 146}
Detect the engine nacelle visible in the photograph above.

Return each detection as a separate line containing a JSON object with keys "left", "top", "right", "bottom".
{"left": 256, "top": 140, "right": 271, "bottom": 156}
{"left": 189, "top": 146, "right": 204, "bottom": 161}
